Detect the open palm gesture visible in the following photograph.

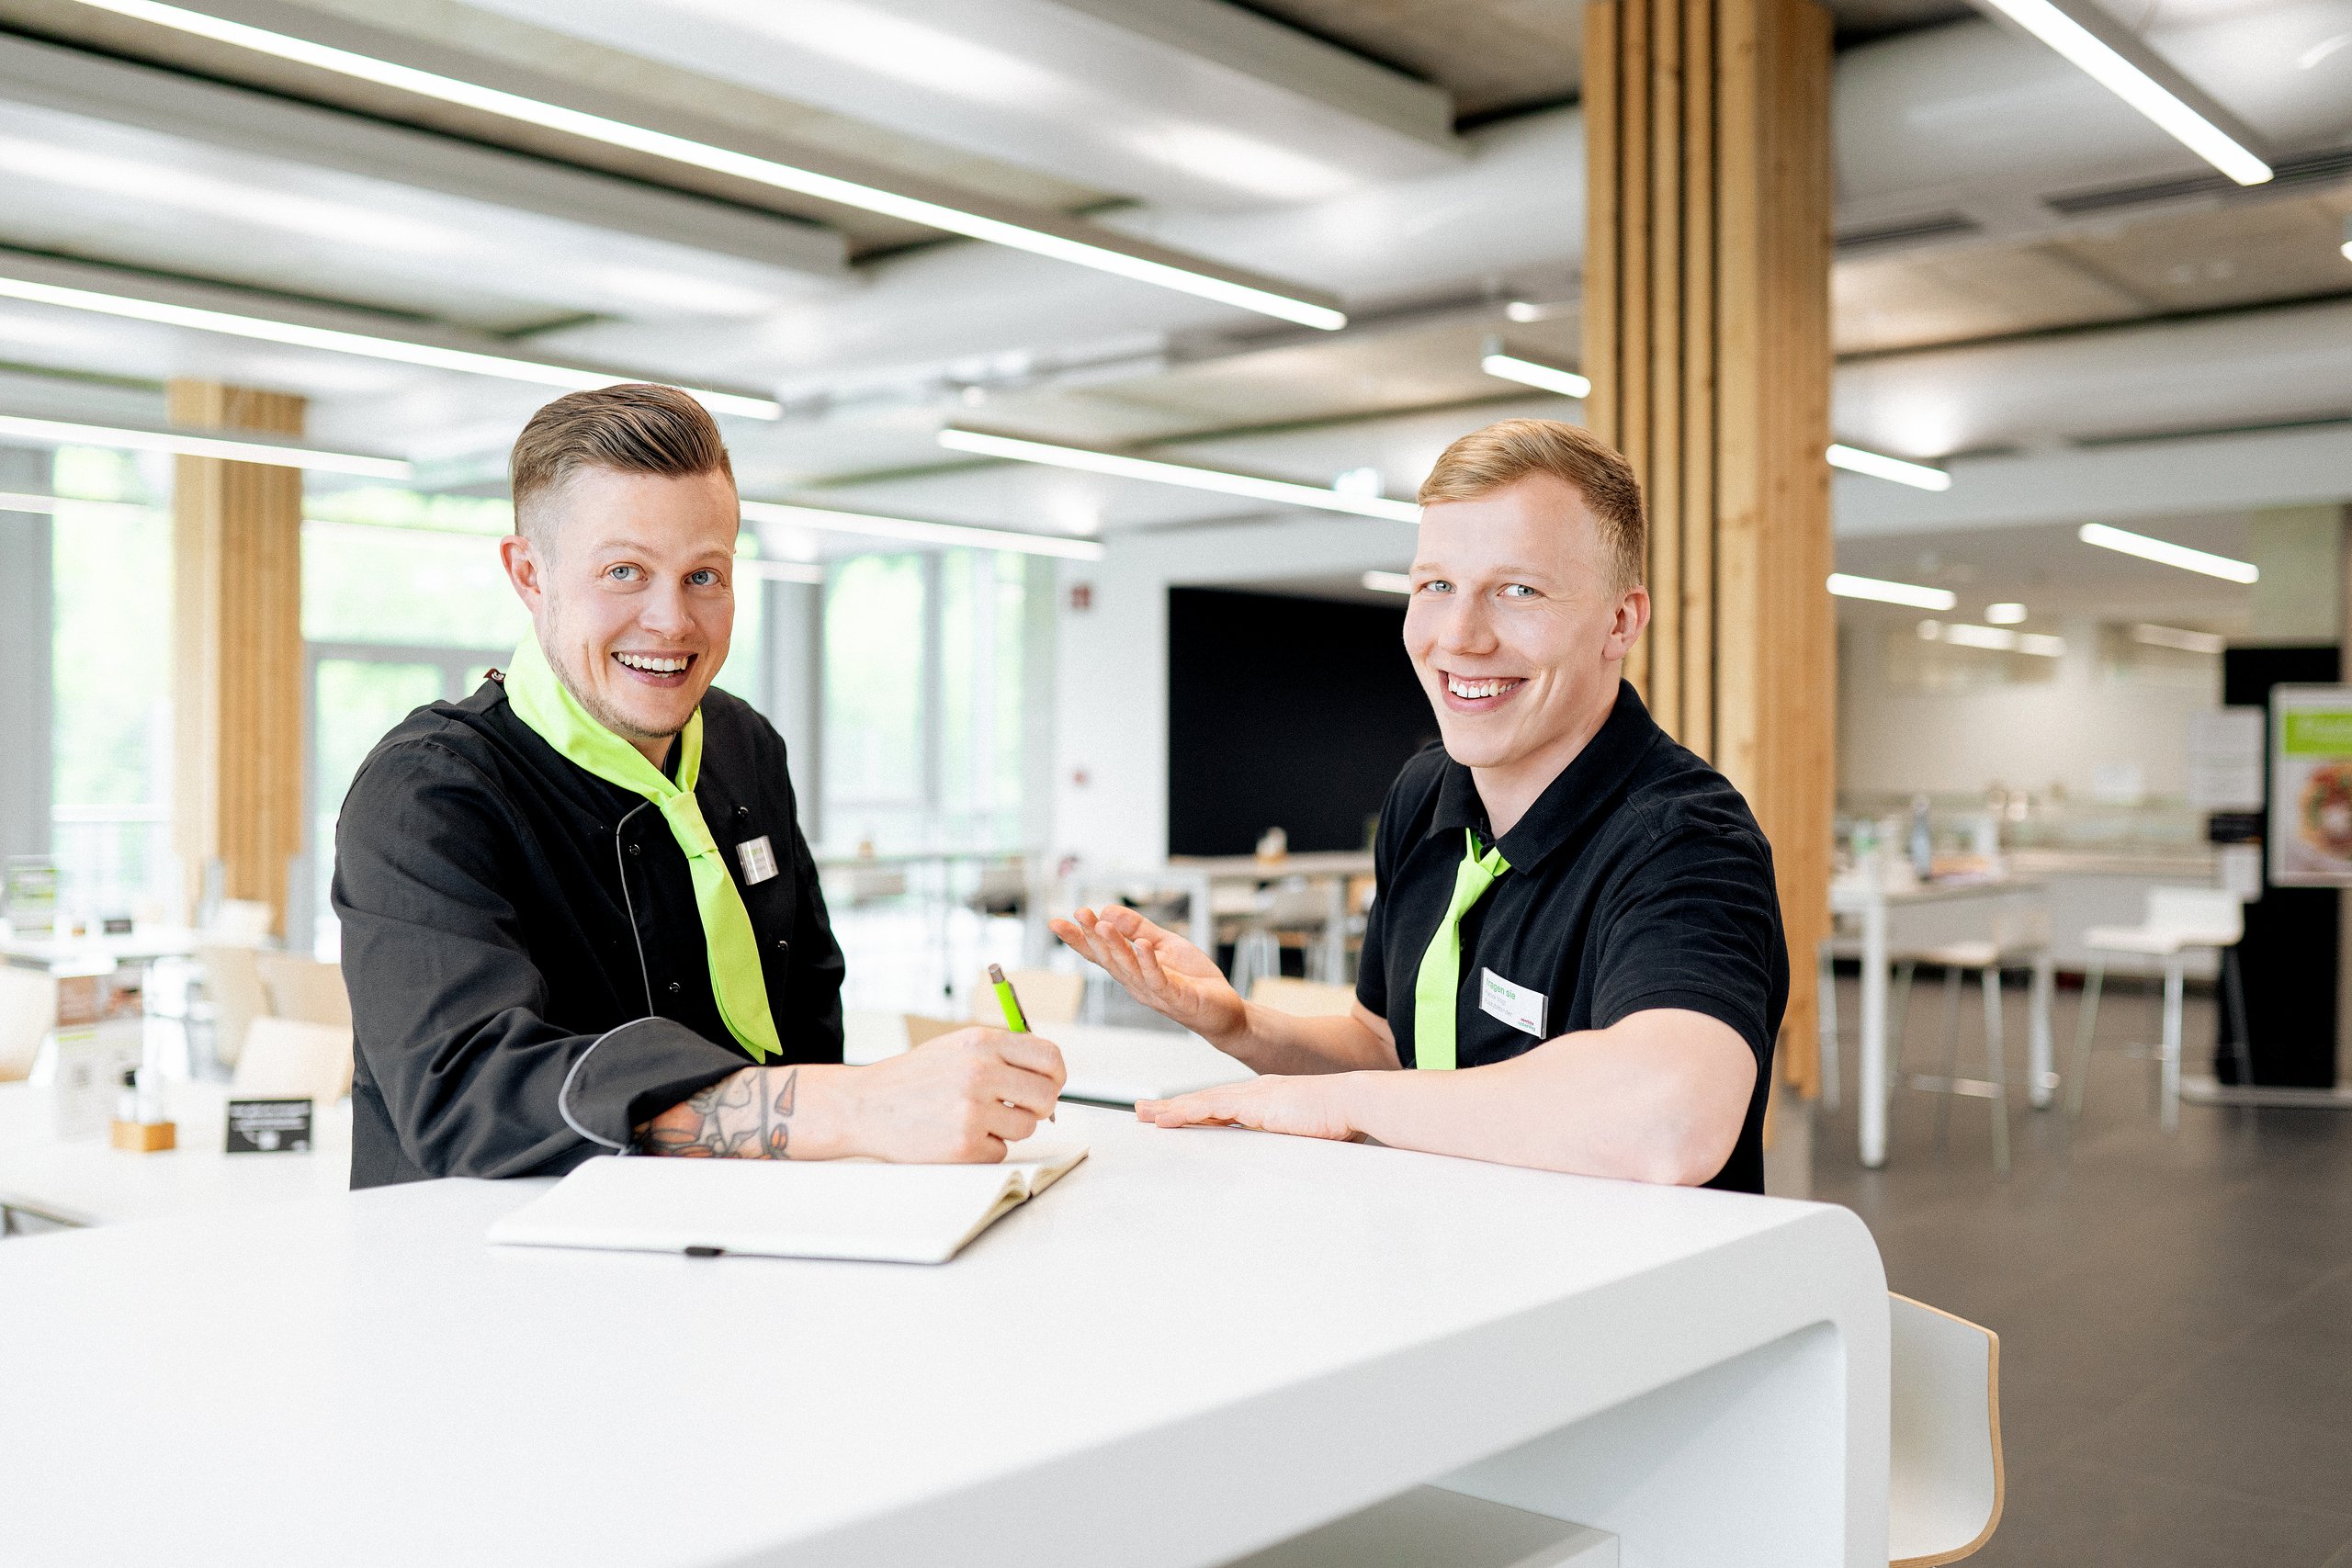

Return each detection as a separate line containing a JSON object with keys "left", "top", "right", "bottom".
{"left": 1047, "top": 904, "right": 1247, "bottom": 1043}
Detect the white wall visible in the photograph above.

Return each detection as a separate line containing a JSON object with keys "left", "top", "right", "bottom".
{"left": 1838, "top": 615, "right": 2223, "bottom": 800}
{"left": 1050, "top": 513, "right": 1413, "bottom": 869}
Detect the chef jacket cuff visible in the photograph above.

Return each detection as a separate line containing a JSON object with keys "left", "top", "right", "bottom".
{"left": 561, "top": 1017, "right": 752, "bottom": 1150}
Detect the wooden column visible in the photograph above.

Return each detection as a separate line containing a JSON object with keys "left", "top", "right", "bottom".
{"left": 1585, "top": 0, "right": 1835, "bottom": 1094}
{"left": 169, "top": 379, "right": 307, "bottom": 935}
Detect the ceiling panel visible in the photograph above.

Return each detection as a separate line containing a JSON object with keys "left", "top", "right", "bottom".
{"left": 2042, "top": 189, "right": 2352, "bottom": 314}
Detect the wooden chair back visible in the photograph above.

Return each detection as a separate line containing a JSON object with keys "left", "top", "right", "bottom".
{"left": 197, "top": 945, "right": 270, "bottom": 1069}
{"left": 255, "top": 954, "right": 353, "bottom": 1028}
{"left": 232, "top": 1017, "right": 355, "bottom": 1105}
{"left": 1249, "top": 976, "right": 1358, "bottom": 1018}
{"left": 0, "top": 964, "right": 56, "bottom": 1082}
{"left": 967, "top": 968, "right": 1084, "bottom": 1028}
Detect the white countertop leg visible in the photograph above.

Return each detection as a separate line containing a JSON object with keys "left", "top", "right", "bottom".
{"left": 1860, "top": 897, "right": 1889, "bottom": 1168}
{"left": 2029, "top": 947, "right": 2055, "bottom": 1110}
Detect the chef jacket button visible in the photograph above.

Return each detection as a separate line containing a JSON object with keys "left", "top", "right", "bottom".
{"left": 775, "top": 939, "right": 788, "bottom": 953}
{"left": 628, "top": 841, "right": 640, "bottom": 856}
{"left": 666, "top": 981, "right": 682, "bottom": 996}
{"left": 736, "top": 806, "right": 750, "bottom": 818}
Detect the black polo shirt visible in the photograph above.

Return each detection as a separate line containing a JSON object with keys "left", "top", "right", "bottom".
{"left": 1355, "top": 682, "right": 1786, "bottom": 1192}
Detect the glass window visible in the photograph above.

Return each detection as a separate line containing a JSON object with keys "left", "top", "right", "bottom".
{"left": 302, "top": 489, "right": 524, "bottom": 649}
{"left": 818, "top": 549, "right": 1030, "bottom": 854}
{"left": 821, "top": 554, "right": 929, "bottom": 845}
{"left": 49, "top": 448, "right": 175, "bottom": 922}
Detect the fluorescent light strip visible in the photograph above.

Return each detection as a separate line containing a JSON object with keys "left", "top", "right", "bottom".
{"left": 1479, "top": 352, "right": 1592, "bottom": 399}
{"left": 734, "top": 558, "right": 828, "bottom": 585}
{"left": 1973, "top": 0, "right": 2271, "bottom": 186}
{"left": 1919, "top": 619, "right": 2067, "bottom": 657}
{"left": 740, "top": 499, "right": 1103, "bottom": 560}
{"left": 2078, "top": 522, "right": 2259, "bottom": 583}
{"left": 1827, "top": 443, "right": 1952, "bottom": 491}
{"left": 1984, "top": 602, "right": 2028, "bottom": 625}
{"left": 0, "top": 490, "right": 149, "bottom": 517}
{"left": 0, "top": 275, "right": 781, "bottom": 420}
{"left": 939, "top": 428, "right": 1420, "bottom": 524}
{"left": 1362, "top": 570, "right": 1412, "bottom": 594}
{"left": 2132, "top": 621, "right": 2228, "bottom": 655}
{"left": 0, "top": 413, "right": 410, "bottom": 479}
{"left": 1827, "top": 571, "right": 1958, "bottom": 611}
{"left": 64, "top": 0, "right": 1343, "bottom": 332}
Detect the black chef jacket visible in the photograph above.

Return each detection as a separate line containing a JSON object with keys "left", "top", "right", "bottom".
{"left": 332, "top": 675, "right": 844, "bottom": 1189}
{"left": 1355, "top": 681, "right": 1787, "bottom": 1193}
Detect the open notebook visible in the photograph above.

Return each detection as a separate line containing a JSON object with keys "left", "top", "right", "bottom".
{"left": 486, "top": 1144, "right": 1087, "bottom": 1265}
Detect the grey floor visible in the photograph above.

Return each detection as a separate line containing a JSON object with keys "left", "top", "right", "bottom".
{"left": 1795, "top": 974, "right": 2352, "bottom": 1568}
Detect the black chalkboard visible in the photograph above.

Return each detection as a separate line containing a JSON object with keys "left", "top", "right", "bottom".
{"left": 2222, "top": 644, "right": 2341, "bottom": 1089}
{"left": 1167, "top": 587, "right": 1439, "bottom": 857}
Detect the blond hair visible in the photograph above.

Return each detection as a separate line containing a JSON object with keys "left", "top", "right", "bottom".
{"left": 1419, "top": 418, "right": 1645, "bottom": 589}
{"left": 509, "top": 384, "right": 733, "bottom": 550}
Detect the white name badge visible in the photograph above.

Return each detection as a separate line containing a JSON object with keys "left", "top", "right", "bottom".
{"left": 735, "top": 835, "right": 779, "bottom": 886}
{"left": 1479, "top": 968, "right": 1548, "bottom": 1037}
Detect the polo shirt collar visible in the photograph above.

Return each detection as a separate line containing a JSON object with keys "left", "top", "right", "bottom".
{"left": 1427, "top": 680, "right": 1666, "bottom": 870}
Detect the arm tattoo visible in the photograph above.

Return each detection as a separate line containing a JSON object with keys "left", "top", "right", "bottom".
{"left": 638, "top": 1067, "right": 800, "bottom": 1158}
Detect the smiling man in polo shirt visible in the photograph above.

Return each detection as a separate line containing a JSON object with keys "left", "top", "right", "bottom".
{"left": 1052, "top": 418, "right": 1785, "bottom": 1192}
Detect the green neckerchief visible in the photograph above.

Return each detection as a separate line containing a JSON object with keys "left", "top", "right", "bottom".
{"left": 1410, "top": 829, "right": 1510, "bottom": 1071}
{"left": 504, "top": 634, "right": 781, "bottom": 1064}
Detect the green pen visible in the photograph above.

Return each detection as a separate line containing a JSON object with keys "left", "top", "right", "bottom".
{"left": 988, "top": 964, "right": 1051, "bottom": 1122}
{"left": 989, "top": 964, "right": 1030, "bottom": 1032}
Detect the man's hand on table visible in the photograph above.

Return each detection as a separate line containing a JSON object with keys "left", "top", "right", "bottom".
{"left": 637, "top": 1027, "right": 1066, "bottom": 1163}
{"left": 1136, "top": 1075, "right": 1363, "bottom": 1142}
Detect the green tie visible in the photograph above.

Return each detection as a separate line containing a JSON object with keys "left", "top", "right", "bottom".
{"left": 504, "top": 634, "right": 781, "bottom": 1064}
{"left": 1411, "top": 829, "right": 1510, "bottom": 1071}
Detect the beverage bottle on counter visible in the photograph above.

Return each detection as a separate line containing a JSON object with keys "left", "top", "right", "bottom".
{"left": 1908, "top": 795, "right": 1935, "bottom": 881}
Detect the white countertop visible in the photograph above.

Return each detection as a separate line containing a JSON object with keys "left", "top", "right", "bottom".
{"left": 0, "top": 1104, "right": 1889, "bottom": 1567}
{"left": 0, "top": 1080, "right": 351, "bottom": 1227}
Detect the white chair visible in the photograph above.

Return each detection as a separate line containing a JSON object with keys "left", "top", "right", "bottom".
{"left": 1248, "top": 976, "right": 1358, "bottom": 1018}
{"left": 2068, "top": 886, "right": 2251, "bottom": 1131}
{"left": 1889, "top": 1294, "right": 2004, "bottom": 1566}
{"left": 0, "top": 964, "right": 57, "bottom": 1082}
{"left": 1888, "top": 908, "right": 2047, "bottom": 1176}
{"left": 1212, "top": 1292, "right": 2001, "bottom": 1568}
{"left": 232, "top": 1017, "right": 354, "bottom": 1105}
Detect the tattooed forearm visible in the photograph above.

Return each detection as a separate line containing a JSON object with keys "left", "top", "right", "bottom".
{"left": 637, "top": 1066, "right": 800, "bottom": 1158}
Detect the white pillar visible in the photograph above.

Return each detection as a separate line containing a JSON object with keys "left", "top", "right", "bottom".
{"left": 0, "top": 446, "right": 52, "bottom": 864}
{"left": 762, "top": 576, "right": 823, "bottom": 840}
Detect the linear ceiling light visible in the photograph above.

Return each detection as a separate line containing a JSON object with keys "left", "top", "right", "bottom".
{"left": 2078, "top": 522, "right": 2258, "bottom": 583}
{"left": 0, "top": 274, "right": 781, "bottom": 420}
{"left": 1984, "top": 602, "right": 2028, "bottom": 625}
{"left": 1826, "top": 443, "right": 1952, "bottom": 491}
{"left": 739, "top": 499, "right": 1103, "bottom": 560}
{"left": 0, "top": 413, "right": 410, "bottom": 479}
{"left": 1919, "top": 619, "right": 2067, "bottom": 657}
{"left": 1970, "top": 0, "right": 2271, "bottom": 186}
{"left": 63, "top": 0, "right": 1344, "bottom": 332}
{"left": 2132, "top": 621, "right": 2228, "bottom": 654}
{"left": 938, "top": 428, "right": 1420, "bottom": 524}
{"left": 1479, "top": 344, "right": 1592, "bottom": 399}
{"left": 1361, "top": 570, "right": 1412, "bottom": 594}
{"left": 734, "top": 558, "right": 828, "bottom": 584}
{"left": 1827, "top": 571, "right": 1959, "bottom": 611}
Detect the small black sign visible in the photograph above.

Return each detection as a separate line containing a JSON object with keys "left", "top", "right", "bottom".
{"left": 226, "top": 1098, "right": 314, "bottom": 1154}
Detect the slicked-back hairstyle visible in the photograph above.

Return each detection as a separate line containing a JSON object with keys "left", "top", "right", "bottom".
{"left": 510, "top": 383, "right": 734, "bottom": 552}
{"left": 1419, "top": 418, "right": 1646, "bottom": 591}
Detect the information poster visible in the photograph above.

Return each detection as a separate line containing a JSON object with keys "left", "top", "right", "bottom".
{"left": 2269, "top": 686, "right": 2352, "bottom": 886}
